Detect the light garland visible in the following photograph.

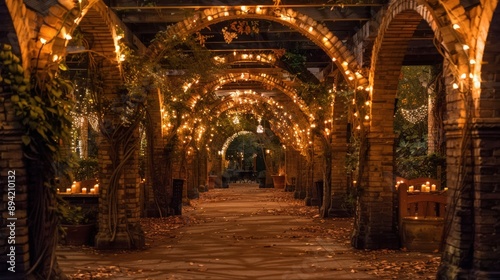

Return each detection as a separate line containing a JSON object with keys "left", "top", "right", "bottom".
{"left": 400, "top": 104, "right": 428, "bottom": 124}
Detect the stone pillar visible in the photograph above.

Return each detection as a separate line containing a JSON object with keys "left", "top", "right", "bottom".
{"left": 328, "top": 141, "right": 349, "bottom": 216}
{"left": 329, "top": 94, "right": 349, "bottom": 216}
{"left": 0, "top": 98, "right": 31, "bottom": 277}
{"left": 439, "top": 21, "right": 500, "bottom": 276}
{"left": 293, "top": 151, "right": 307, "bottom": 199}
{"left": 351, "top": 132, "right": 399, "bottom": 249}
{"left": 95, "top": 129, "right": 145, "bottom": 250}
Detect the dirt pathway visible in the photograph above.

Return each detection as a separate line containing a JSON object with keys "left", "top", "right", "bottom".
{"left": 58, "top": 183, "right": 440, "bottom": 279}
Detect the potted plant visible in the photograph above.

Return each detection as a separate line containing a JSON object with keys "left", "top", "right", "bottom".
{"left": 59, "top": 203, "right": 97, "bottom": 246}
{"left": 271, "top": 166, "right": 286, "bottom": 189}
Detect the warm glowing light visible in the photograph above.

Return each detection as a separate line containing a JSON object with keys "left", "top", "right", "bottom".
{"left": 453, "top": 83, "right": 459, "bottom": 89}
{"left": 40, "top": 38, "right": 47, "bottom": 44}
{"left": 470, "top": 59, "right": 476, "bottom": 64}
{"left": 64, "top": 34, "right": 72, "bottom": 40}
{"left": 207, "top": 16, "right": 213, "bottom": 21}
{"left": 364, "top": 115, "right": 370, "bottom": 120}
{"left": 453, "top": 24, "right": 460, "bottom": 29}
{"left": 462, "top": 44, "right": 469, "bottom": 50}
{"left": 308, "top": 26, "right": 313, "bottom": 32}
{"left": 342, "top": 61, "right": 348, "bottom": 67}
{"left": 241, "top": 6, "right": 248, "bottom": 12}
{"left": 331, "top": 57, "right": 336, "bottom": 61}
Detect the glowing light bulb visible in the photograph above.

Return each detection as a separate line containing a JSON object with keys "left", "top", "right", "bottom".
{"left": 453, "top": 83, "right": 459, "bottom": 89}
{"left": 453, "top": 24, "right": 460, "bottom": 29}
{"left": 40, "top": 38, "right": 47, "bottom": 44}
{"left": 470, "top": 59, "right": 476, "bottom": 64}
{"left": 462, "top": 44, "right": 469, "bottom": 50}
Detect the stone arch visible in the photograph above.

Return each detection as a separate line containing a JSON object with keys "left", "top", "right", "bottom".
{"left": 220, "top": 131, "right": 254, "bottom": 157}
{"left": 352, "top": 0, "right": 462, "bottom": 250}
{"left": 193, "top": 72, "right": 313, "bottom": 122}
{"left": 209, "top": 94, "right": 310, "bottom": 153}
{"left": 217, "top": 51, "right": 279, "bottom": 66}
{"left": 147, "top": 5, "right": 367, "bottom": 87}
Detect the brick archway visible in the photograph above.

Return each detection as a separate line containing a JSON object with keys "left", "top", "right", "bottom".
{"left": 146, "top": 5, "right": 367, "bottom": 87}
{"left": 208, "top": 93, "right": 310, "bottom": 152}
{"left": 352, "top": 0, "right": 462, "bottom": 249}
{"left": 195, "top": 72, "right": 313, "bottom": 122}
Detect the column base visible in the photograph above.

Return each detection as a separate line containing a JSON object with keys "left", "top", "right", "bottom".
{"left": 351, "top": 229, "right": 399, "bottom": 249}
{"left": 294, "top": 190, "right": 306, "bottom": 199}
{"left": 305, "top": 197, "right": 320, "bottom": 206}
{"left": 95, "top": 228, "right": 145, "bottom": 250}
{"left": 327, "top": 207, "right": 352, "bottom": 217}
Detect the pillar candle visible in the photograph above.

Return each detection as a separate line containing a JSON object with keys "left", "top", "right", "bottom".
{"left": 81, "top": 187, "right": 87, "bottom": 194}
{"left": 94, "top": 184, "right": 99, "bottom": 194}
{"left": 421, "top": 184, "right": 426, "bottom": 191}
{"left": 431, "top": 184, "right": 436, "bottom": 191}
{"left": 66, "top": 188, "right": 71, "bottom": 193}
{"left": 90, "top": 188, "right": 95, "bottom": 194}
{"left": 408, "top": 186, "right": 414, "bottom": 192}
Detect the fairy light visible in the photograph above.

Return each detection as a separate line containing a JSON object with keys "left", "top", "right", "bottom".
{"left": 400, "top": 104, "right": 428, "bottom": 124}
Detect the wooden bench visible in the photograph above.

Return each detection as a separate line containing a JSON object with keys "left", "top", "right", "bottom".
{"left": 397, "top": 180, "right": 448, "bottom": 252}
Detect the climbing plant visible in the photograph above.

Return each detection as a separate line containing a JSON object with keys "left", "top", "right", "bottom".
{"left": 1, "top": 43, "right": 74, "bottom": 279}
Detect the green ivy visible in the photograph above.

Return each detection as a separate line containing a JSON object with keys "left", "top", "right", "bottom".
{"left": 1, "top": 44, "right": 74, "bottom": 163}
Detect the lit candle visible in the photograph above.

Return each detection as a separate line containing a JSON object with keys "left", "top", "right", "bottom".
{"left": 71, "top": 184, "right": 76, "bottom": 193}
{"left": 66, "top": 188, "right": 71, "bottom": 193}
{"left": 94, "top": 184, "right": 99, "bottom": 194}
{"left": 444, "top": 187, "right": 448, "bottom": 191}
{"left": 57, "top": 188, "right": 60, "bottom": 193}
{"left": 421, "top": 184, "right": 426, "bottom": 192}
{"left": 426, "top": 181, "right": 430, "bottom": 187}
{"left": 408, "top": 186, "right": 414, "bottom": 192}
{"left": 431, "top": 184, "right": 436, "bottom": 192}
{"left": 426, "top": 186, "right": 431, "bottom": 192}
{"left": 90, "top": 188, "right": 95, "bottom": 194}
{"left": 81, "top": 187, "right": 87, "bottom": 194}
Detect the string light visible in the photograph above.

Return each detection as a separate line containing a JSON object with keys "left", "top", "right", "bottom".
{"left": 400, "top": 104, "right": 428, "bottom": 124}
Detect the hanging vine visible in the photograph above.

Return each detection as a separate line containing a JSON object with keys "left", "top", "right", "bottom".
{"left": 1, "top": 43, "right": 74, "bottom": 279}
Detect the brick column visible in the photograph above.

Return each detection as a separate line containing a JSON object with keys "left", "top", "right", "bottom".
{"left": 0, "top": 98, "right": 30, "bottom": 277}
{"left": 351, "top": 132, "right": 399, "bottom": 249}
{"left": 95, "top": 128, "right": 145, "bottom": 249}
{"left": 329, "top": 95, "right": 349, "bottom": 216}
{"left": 293, "top": 151, "right": 307, "bottom": 199}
